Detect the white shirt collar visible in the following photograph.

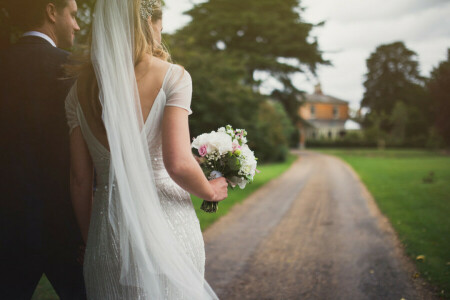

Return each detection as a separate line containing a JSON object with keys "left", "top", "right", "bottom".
{"left": 23, "top": 31, "right": 57, "bottom": 48}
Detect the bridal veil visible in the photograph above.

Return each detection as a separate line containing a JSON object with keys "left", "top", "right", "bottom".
{"left": 90, "top": 0, "right": 218, "bottom": 298}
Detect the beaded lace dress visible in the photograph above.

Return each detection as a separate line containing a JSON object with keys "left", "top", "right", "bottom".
{"left": 65, "top": 64, "right": 206, "bottom": 299}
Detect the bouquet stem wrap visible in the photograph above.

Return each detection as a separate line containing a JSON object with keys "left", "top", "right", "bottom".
{"left": 200, "top": 171, "right": 222, "bottom": 213}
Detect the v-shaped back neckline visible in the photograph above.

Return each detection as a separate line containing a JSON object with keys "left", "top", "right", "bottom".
{"left": 76, "top": 63, "right": 174, "bottom": 154}
{"left": 142, "top": 63, "right": 173, "bottom": 126}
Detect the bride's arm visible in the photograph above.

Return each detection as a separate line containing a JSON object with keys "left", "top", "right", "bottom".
{"left": 69, "top": 127, "right": 94, "bottom": 244}
{"left": 162, "top": 107, "right": 228, "bottom": 202}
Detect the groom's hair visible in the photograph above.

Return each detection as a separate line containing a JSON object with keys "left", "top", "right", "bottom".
{"left": 7, "top": 0, "right": 70, "bottom": 30}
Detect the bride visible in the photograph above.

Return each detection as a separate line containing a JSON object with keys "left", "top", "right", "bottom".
{"left": 65, "top": 0, "right": 227, "bottom": 298}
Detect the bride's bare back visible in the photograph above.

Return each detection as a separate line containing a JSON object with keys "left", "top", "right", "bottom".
{"left": 135, "top": 56, "right": 171, "bottom": 124}
{"left": 76, "top": 55, "right": 171, "bottom": 150}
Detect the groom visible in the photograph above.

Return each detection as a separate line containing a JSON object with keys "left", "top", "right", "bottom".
{"left": 0, "top": 0, "right": 86, "bottom": 299}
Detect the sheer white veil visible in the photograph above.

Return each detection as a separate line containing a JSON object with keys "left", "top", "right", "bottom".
{"left": 90, "top": 0, "right": 218, "bottom": 298}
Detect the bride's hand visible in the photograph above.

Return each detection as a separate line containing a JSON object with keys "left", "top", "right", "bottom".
{"left": 208, "top": 177, "right": 228, "bottom": 202}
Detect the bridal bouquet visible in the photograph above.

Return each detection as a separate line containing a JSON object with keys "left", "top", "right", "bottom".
{"left": 191, "top": 125, "right": 259, "bottom": 213}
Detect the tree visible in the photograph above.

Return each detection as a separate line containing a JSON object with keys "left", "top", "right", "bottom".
{"left": 361, "top": 41, "right": 431, "bottom": 140}
{"left": 0, "top": 0, "right": 20, "bottom": 49}
{"left": 363, "top": 111, "right": 388, "bottom": 149}
{"left": 175, "top": 0, "right": 328, "bottom": 85}
{"left": 389, "top": 101, "right": 408, "bottom": 143}
{"left": 168, "top": 36, "right": 293, "bottom": 162}
{"left": 362, "top": 41, "right": 425, "bottom": 115}
{"left": 270, "top": 76, "right": 304, "bottom": 146}
{"left": 428, "top": 48, "right": 450, "bottom": 146}
{"left": 170, "top": 0, "right": 327, "bottom": 152}
{"left": 253, "top": 100, "right": 295, "bottom": 161}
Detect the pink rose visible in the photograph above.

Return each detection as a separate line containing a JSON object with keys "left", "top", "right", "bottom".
{"left": 199, "top": 144, "right": 208, "bottom": 157}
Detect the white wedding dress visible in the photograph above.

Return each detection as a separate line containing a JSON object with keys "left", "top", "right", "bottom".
{"left": 65, "top": 64, "right": 206, "bottom": 299}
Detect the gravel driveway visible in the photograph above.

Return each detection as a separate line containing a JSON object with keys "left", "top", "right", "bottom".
{"left": 203, "top": 150, "right": 435, "bottom": 300}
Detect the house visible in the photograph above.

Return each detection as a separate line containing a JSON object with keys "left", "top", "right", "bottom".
{"left": 298, "top": 84, "right": 349, "bottom": 148}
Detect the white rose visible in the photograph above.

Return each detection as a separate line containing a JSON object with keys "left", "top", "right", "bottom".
{"left": 192, "top": 133, "right": 216, "bottom": 154}
{"left": 241, "top": 144, "right": 255, "bottom": 160}
{"left": 191, "top": 133, "right": 210, "bottom": 149}
{"left": 208, "top": 132, "right": 233, "bottom": 155}
{"left": 242, "top": 165, "right": 251, "bottom": 174}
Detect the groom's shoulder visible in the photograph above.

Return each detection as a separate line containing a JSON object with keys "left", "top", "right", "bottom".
{"left": 0, "top": 40, "right": 71, "bottom": 85}
{"left": 32, "top": 41, "right": 70, "bottom": 63}
{"left": 2, "top": 37, "right": 70, "bottom": 63}
{"left": 48, "top": 44, "right": 70, "bottom": 57}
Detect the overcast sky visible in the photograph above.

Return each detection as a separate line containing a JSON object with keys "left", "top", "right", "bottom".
{"left": 163, "top": 0, "right": 450, "bottom": 111}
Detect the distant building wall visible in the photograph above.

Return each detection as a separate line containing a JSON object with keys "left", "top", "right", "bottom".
{"left": 297, "top": 84, "right": 350, "bottom": 148}
{"left": 299, "top": 103, "right": 349, "bottom": 120}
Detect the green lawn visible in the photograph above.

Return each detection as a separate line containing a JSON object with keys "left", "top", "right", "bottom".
{"left": 313, "top": 148, "right": 450, "bottom": 298}
{"left": 32, "top": 153, "right": 298, "bottom": 299}
{"left": 31, "top": 275, "right": 59, "bottom": 300}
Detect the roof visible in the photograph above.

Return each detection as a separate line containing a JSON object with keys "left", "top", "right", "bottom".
{"left": 300, "top": 84, "right": 349, "bottom": 105}
{"left": 304, "top": 93, "right": 348, "bottom": 105}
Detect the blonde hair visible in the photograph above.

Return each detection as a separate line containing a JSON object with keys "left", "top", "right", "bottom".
{"left": 134, "top": 0, "right": 169, "bottom": 64}
{"left": 65, "top": 0, "right": 169, "bottom": 133}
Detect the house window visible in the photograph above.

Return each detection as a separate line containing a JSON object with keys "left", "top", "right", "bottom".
{"left": 310, "top": 105, "right": 316, "bottom": 118}
{"left": 328, "top": 131, "right": 332, "bottom": 139}
{"left": 333, "top": 106, "right": 339, "bottom": 119}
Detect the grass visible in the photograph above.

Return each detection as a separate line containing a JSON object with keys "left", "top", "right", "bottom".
{"left": 313, "top": 148, "right": 450, "bottom": 298}
{"left": 32, "top": 153, "right": 298, "bottom": 299}
{"left": 31, "top": 275, "right": 58, "bottom": 300}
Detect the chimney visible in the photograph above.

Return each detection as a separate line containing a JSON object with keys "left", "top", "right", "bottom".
{"left": 314, "top": 83, "right": 323, "bottom": 95}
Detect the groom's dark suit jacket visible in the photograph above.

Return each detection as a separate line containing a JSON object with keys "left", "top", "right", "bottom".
{"left": 0, "top": 36, "right": 85, "bottom": 297}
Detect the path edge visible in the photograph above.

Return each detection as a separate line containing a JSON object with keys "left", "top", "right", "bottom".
{"left": 327, "top": 152, "right": 440, "bottom": 300}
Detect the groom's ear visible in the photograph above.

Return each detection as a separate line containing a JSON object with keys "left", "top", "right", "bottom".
{"left": 45, "top": 3, "right": 58, "bottom": 24}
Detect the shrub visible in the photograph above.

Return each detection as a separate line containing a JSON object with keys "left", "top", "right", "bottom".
{"left": 248, "top": 100, "right": 294, "bottom": 162}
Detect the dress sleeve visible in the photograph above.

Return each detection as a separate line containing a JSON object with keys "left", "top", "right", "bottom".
{"left": 164, "top": 65, "right": 193, "bottom": 115}
{"left": 65, "top": 83, "right": 80, "bottom": 134}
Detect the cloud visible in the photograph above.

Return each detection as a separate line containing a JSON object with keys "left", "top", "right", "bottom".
{"left": 303, "top": 0, "right": 449, "bottom": 23}
{"left": 164, "top": 0, "right": 207, "bottom": 33}
{"left": 300, "top": 0, "right": 450, "bottom": 108}
{"left": 309, "top": 1, "right": 450, "bottom": 51}
{"left": 164, "top": 0, "right": 450, "bottom": 110}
